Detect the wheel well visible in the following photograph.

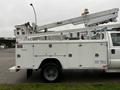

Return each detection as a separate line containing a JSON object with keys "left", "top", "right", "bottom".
{"left": 39, "top": 58, "right": 62, "bottom": 69}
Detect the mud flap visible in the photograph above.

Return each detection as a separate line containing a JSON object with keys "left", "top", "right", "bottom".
{"left": 27, "top": 69, "right": 33, "bottom": 79}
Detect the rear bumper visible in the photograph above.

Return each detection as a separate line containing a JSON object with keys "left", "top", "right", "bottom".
{"left": 9, "top": 66, "right": 20, "bottom": 72}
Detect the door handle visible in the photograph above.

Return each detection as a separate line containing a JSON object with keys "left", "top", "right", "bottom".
{"left": 111, "top": 49, "right": 115, "bottom": 54}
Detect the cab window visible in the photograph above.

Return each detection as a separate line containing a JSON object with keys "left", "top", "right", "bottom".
{"left": 111, "top": 33, "right": 120, "bottom": 46}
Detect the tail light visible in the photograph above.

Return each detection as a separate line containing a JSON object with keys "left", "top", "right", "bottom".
{"left": 17, "top": 44, "right": 23, "bottom": 48}
{"left": 16, "top": 42, "right": 23, "bottom": 48}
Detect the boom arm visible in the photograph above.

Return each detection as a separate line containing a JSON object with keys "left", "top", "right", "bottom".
{"left": 37, "top": 8, "right": 119, "bottom": 31}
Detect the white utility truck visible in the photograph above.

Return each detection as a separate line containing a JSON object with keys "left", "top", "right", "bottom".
{"left": 10, "top": 8, "right": 120, "bottom": 82}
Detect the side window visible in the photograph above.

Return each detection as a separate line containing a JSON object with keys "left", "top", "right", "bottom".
{"left": 111, "top": 33, "right": 120, "bottom": 46}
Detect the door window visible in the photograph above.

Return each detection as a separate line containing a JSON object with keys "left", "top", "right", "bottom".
{"left": 111, "top": 33, "right": 120, "bottom": 46}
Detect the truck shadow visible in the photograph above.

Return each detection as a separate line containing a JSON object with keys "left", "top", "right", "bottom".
{"left": 25, "top": 70, "right": 120, "bottom": 83}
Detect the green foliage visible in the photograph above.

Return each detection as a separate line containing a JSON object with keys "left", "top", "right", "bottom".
{"left": 0, "top": 82, "right": 120, "bottom": 90}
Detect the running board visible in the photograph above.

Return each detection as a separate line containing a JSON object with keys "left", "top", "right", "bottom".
{"left": 106, "top": 69, "right": 120, "bottom": 73}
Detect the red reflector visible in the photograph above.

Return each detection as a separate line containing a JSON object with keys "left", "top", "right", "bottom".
{"left": 102, "top": 65, "right": 107, "bottom": 69}
{"left": 17, "top": 44, "right": 23, "bottom": 48}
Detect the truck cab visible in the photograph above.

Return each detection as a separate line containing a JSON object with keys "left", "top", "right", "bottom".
{"left": 107, "top": 31, "right": 120, "bottom": 69}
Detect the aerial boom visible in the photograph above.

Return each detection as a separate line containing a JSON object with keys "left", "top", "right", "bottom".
{"left": 37, "top": 8, "right": 119, "bottom": 31}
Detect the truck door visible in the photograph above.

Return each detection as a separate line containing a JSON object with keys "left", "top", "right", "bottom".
{"left": 109, "top": 32, "right": 120, "bottom": 68}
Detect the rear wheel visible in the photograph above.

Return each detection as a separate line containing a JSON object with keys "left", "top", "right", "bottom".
{"left": 41, "top": 63, "right": 61, "bottom": 82}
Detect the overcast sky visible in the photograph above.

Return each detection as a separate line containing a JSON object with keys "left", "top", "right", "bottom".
{"left": 0, "top": 0, "right": 120, "bottom": 37}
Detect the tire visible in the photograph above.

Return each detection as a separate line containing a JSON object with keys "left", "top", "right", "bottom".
{"left": 41, "top": 63, "right": 61, "bottom": 82}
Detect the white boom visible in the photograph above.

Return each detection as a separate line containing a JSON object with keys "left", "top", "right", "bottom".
{"left": 37, "top": 8, "right": 119, "bottom": 31}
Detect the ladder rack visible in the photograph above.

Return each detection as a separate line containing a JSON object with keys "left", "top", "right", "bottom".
{"left": 17, "top": 24, "right": 120, "bottom": 41}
